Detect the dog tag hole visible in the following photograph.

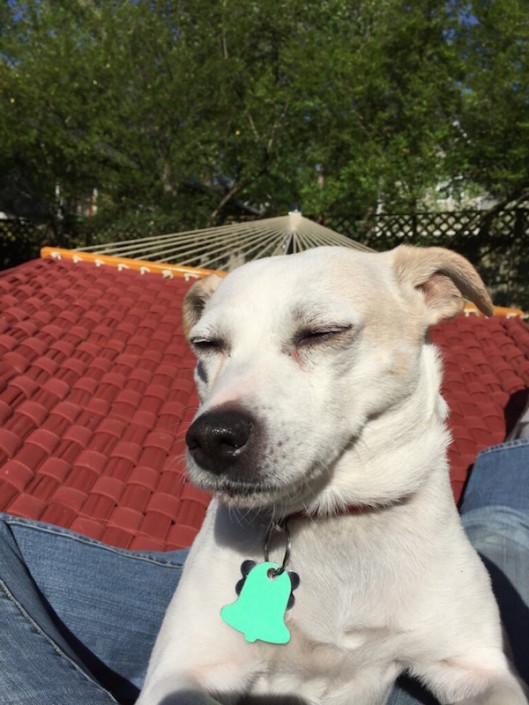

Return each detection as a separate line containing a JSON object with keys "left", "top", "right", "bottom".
{"left": 267, "top": 567, "right": 283, "bottom": 579}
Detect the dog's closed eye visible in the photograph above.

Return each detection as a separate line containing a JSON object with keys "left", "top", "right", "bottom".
{"left": 190, "top": 337, "right": 226, "bottom": 355}
{"left": 294, "top": 324, "right": 354, "bottom": 349}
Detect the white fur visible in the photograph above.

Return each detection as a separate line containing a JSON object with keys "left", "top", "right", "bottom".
{"left": 138, "top": 246, "right": 527, "bottom": 705}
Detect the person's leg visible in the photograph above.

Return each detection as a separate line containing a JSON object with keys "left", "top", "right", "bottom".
{"left": 460, "top": 438, "right": 529, "bottom": 686}
{"left": 388, "top": 438, "right": 529, "bottom": 705}
{"left": 4, "top": 441, "right": 526, "bottom": 705}
{"left": 0, "top": 513, "right": 186, "bottom": 705}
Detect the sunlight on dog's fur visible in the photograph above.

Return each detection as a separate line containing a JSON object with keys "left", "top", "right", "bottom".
{"left": 138, "top": 246, "right": 527, "bottom": 705}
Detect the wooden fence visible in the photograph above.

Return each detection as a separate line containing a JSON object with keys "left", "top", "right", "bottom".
{"left": 2, "top": 207, "right": 528, "bottom": 309}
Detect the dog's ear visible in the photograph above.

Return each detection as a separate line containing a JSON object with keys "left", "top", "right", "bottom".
{"left": 392, "top": 245, "right": 493, "bottom": 325}
{"left": 182, "top": 274, "right": 222, "bottom": 339}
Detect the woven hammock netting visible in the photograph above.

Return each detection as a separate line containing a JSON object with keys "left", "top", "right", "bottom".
{"left": 75, "top": 212, "right": 371, "bottom": 272}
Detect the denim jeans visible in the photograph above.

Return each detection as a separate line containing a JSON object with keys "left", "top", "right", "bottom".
{"left": 387, "top": 438, "right": 529, "bottom": 705}
{"left": 1, "top": 440, "right": 528, "bottom": 705}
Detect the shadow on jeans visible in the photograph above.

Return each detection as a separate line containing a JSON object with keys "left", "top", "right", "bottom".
{"left": 482, "top": 554, "right": 529, "bottom": 686}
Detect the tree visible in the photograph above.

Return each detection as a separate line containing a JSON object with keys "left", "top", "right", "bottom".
{"left": 450, "top": 0, "right": 529, "bottom": 207}
{"left": 292, "top": 0, "right": 464, "bottom": 217}
{"left": 1, "top": 0, "right": 528, "bottom": 238}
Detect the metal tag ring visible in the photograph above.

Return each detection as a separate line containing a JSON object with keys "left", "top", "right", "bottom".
{"left": 264, "top": 520, "right": 291, "bottom": 576}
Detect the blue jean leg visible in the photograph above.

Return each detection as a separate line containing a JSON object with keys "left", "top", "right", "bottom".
{"left": 388, "top": 439, "right": 529, "bottom": 705}
{"left": 460, "top": 439, "right": 529, "bottom": 686}
{"left": 1, "top": 440, "right": 528, "bottom": 705}
{"left": 0, "top": 514, "right": 186, "bottom": 705}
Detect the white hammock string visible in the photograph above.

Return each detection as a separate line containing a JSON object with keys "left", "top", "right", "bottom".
{"left": 75, "top": 213, "right": 371, "bottom": 271}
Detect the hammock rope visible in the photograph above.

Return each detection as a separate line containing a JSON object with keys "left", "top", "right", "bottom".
{"left": 40, "top": 212, "right": 525, "bottom": 317}
{"left": 74, "top": 212, "right": 371, "bottom": 271}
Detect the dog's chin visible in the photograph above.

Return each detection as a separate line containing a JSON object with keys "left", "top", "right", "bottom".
{"left": 212, "top": 480, "right": 284, "bottom": 510}
{"left": 188, "top": 467, "right": 290, "bottom": 510}
{"left": 215, "top": 490, "right": 276, "bottom": 510}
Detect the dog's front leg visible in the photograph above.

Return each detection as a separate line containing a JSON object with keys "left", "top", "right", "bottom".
{"left": 137, "top": 675, "right": 224, "bottom": 705}
{"left": 137, "top": 629, "right": 264, "bottom": 705}
{"left": 137, "top": 511, "right": 266, "bottom": 705}
{"left": 414, "top": 657, "right": 528, "bottom": 705}
{"left": 136, "top": 603, "right": 261, "bottom": 705}
{"left": 452, "top": 678, "right": 529, "bottom": 705}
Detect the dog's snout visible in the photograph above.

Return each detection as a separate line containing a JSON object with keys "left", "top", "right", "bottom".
{"left": 186, "top": 410, "right": 254, "bottom": 473}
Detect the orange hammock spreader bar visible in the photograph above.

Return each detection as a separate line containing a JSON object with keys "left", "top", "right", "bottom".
{"left": 41, "top": 247, "right": 226, "bottom": 281}
{"left": 462, "top": 302, "right": 525, "bottom": 319}
{"left": 41, "top": 247, "right": 525, "bottom": 318}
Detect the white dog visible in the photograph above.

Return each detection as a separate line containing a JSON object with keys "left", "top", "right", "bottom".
{"left": 137, "top": 246, "right": 527, "bottom": 705}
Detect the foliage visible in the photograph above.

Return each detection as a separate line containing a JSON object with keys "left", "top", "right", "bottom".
{"left": 0, "top": 0, "right": 529, "bottom": 256}
{"left": 448, "top": 0, "right": 529, "bottom": 206}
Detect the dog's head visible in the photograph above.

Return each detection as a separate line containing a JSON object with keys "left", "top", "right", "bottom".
{"left": 182, "top": 246, "right": 492, "bottom": 514}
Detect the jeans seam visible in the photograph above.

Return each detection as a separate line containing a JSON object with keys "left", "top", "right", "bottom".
{"left": 3, "top": 517, "right": 185, "bottom": 568}
{"left": 0, "top": 579, "right": 118, "bottom": 702}
{"left": 477, "top": 437, "right": 529, "bottom": 458}
{"left": 463, "top": 507, "right": 529, "bottom": 546}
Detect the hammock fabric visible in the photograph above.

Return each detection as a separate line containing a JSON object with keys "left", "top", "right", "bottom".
{"left": 0, "top": 256, "right": 529, "bottom": 550}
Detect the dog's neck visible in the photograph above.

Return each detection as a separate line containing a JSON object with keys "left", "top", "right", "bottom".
{"left": 306, "top": 344, "right": 449, "bottom": 517}
{"left": 262, "top": 495, "right": 409, "bottom": 528}
{"left": 287, "top": 503, "right": 381, "bottom": 522}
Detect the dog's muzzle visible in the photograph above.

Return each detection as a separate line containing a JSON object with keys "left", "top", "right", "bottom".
{"left": 185, "top": 409, "right": 256, "bottom": 476}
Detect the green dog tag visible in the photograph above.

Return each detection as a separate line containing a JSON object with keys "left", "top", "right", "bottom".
{"left": 221, "top": 561, "right": 294, "bottom": 644}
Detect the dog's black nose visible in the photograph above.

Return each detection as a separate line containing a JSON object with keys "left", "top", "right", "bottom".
{"left": 186, "top": 410, "right": 254, "bottom": 473}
